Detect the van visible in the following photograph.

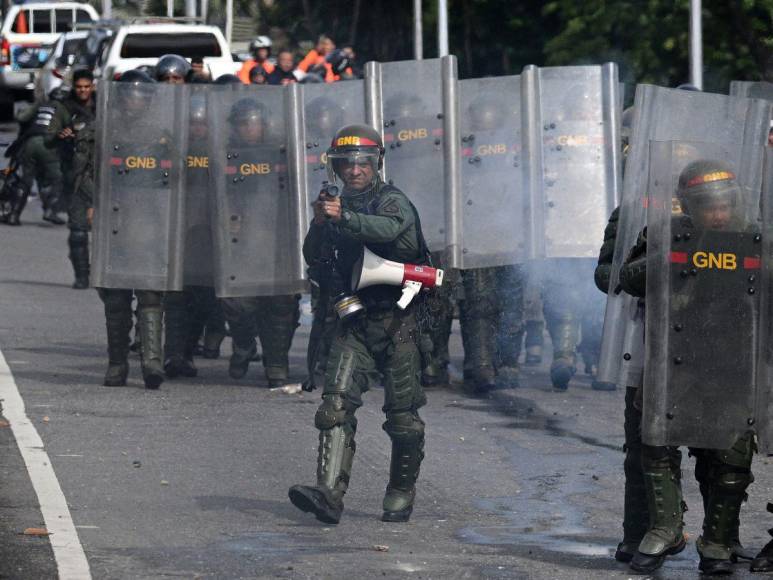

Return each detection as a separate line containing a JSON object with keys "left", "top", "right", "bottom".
{"left": 0, "top": 2, "right": 99, "bottom": 98}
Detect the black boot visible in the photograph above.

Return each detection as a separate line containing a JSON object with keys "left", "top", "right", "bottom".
{"left": 289, "top": 424, "right": 355, "bottom": 524}
{"left": 139, "top": 306, "right": 164, "bottom": 389}
{"left": 382, "top": 434, "right": 424, "bottom": 523}
{"left": 697, "top": 475, "right": 752, "bottom": 575}
{"left": 616, "top": 388, "right": 649, "bottom": 563}
{"left": 229, "top": 341, "right": 257, "bottom": 379}
{"left": 6, "top": 187, "right": 27, "bottom": 226}
{"left": 751, "top": 514, "right": 773, "bottom": 572}
{"left": 103, "top": 307, "right": 131, "bottom": 387}
{"left": 630, "top": 460, "right": 686, "bottom": 573}
{"left": 43, "top": 206, "right": 65, "bottom": 225}
{"left": 163, "top": 292, "right": 197, "bottom": 379}
{"left": 202, "top": 305, "right": 226, "bottom": 359}
{"left": 68, "top": 230, "right": 90, "bottom": 289}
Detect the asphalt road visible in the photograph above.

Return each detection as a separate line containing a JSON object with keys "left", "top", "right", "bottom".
{"left": 2, "top": 201, "right": 773, "bottom": 580}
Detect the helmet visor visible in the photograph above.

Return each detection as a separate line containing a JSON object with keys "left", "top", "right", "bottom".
{"left": 326, "top": 150, "right": 380, "bottom": 185}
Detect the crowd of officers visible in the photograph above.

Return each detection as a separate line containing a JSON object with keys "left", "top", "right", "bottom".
{"left": 6, "top": 45, "right": 773, "bottom": 577}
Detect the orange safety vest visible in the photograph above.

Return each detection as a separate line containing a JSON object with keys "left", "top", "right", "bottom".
{"left": 238, "top": 59, "right": 275, "bottom": 84}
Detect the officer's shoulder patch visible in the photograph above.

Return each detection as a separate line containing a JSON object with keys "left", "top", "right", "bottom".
{"left": 379, "top": 197, "right": 402, "bottom": 215}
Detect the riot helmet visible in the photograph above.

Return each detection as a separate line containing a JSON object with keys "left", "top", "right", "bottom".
{"left": 117, "top": 69, "right": 155, "bottom": 113}
{"left": 228, "top": 98, "right": 266, "bottom": 144}
{"left": 385, "top": 92, "right": 426, "bottom": 119}
{"left": 214, "top": 73, "right": 242, "bottom": 85}
{"left": 155, "top": 54, "right": 191, "bottom": 84}
{"left": 189, "top": 93, "right": 207, "bottom": 140}
{"left": 676, "top": 83, "right": 701, "bottom": 92}
{"left": 677, "top": 159, "right": 742, "bottom": 230}
{"left": 325, "top": 49, "right": 351, "bottom": 76}
{"left": 468, "top": 94, "right": 506, "bottom": 132}
{"left": 306, "top": 96, "right": 344, "bottom": 137}
{"left": 326, "top": 124, "right": 384, "bottom": 193}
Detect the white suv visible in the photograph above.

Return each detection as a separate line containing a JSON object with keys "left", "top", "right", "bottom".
{"left": 94, "top": 23, "right": 238, "bottom": 81}
{"left": 0, "top": 2, "right": 98, "bottom": 96}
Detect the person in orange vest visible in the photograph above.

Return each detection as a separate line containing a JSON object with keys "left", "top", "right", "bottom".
{"left": 297, "top": 35, "right": 335, "bottom": 74}
{"left": 238, "top": 36, "right": 275, "bottom": 84}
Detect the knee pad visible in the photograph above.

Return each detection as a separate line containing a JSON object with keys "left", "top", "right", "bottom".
{"left": 712, "top": 466, "right": 754, "bottom": 495}
{"left": 642, "top": 444, "right": 682, "bottom": 471}
{"left": 315, "top": 395, "right": 355, "bottom": 430}
{"left": 136, "top": 290, "right": 162, "bottom": 309}
{"left": 383, "top": 411, "right": 425, "bottom": 443}
{"left": 717, "top": 433, "right": 755, "bottom": 468}
{"left": 68, "top": 229, "right": 88, "bottom": 247}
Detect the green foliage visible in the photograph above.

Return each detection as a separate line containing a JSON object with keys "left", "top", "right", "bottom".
{"left": 137, "top": 0, "right": 773, "bottom": 89}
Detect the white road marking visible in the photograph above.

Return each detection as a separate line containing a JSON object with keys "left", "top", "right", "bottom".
{"left": 0, "top": 348, "right": 91, "bottom": 579}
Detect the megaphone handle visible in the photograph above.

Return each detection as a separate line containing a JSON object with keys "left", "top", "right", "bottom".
{"left": 397, "top": 280, "right": 422, "bottom": 310}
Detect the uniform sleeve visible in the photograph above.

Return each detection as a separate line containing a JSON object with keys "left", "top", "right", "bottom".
{"left": 619, "top": 227, "right": 647, "bottom": 298}
{"left": 338, "top": 193, "right": 414, "bottom": 244}
{"left": 44, "top": 102, "right": 67, "bottom": 147}
{"left": 594, "top": 206, "right": 620, "bottom": 294}
{"left": 14, "top": 104, "right": 38, "bottom": 124}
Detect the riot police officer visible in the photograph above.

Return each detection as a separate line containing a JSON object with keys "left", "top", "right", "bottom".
{"left": 10, "top": 89, "right": 68, "bottom": 225}
{"left": 154, "top": 54, "right": 201, "bottom": 378}
{"left": 289, "top": 124, "right": 429, "bottom": 524}
{"left": 96, "top": 70, "right": 167, "bottom": 389}
{"left": 219, "top": 97, "right": 300, "bottom": 387}
{"left": 619, "top": 159, "right": 755, "bottom": 575}
{"left": 155, "top": 54, "right": 191, "bottom": 84}
{"left": 47, "top": 69, "right": 97, "bottom": 289}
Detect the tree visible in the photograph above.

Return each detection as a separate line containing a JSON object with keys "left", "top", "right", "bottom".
{"left": 542, "top": 0, "right": 773, "bottom": 92}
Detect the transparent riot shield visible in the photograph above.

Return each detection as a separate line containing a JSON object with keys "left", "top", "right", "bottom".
{"left": 729, "top": 80, "right": 773, "bottom": 101}
{"left": 756, "top": 149, "right": 773, "bottom": 453}
{"left": 293, "top": 80, "right": 367, "bottom": 222}
{"left": 521, "top": 64, "right": 622, "bottom": 259}
{"left": 643, "top": 139, "right": 766, "bottom": 449}
{"left": 207, "top": 84, "right": 306, "bottom": 298}
{"left": 92, "top": 81, "right": 188, "bottom": 291}
{"left": 456, "top": 75, "right": 524, "bottom": 269}
{"left": 597, "top": 86, "right": 772, "bottom": 390}
{"left": 183, "top": 86, "right": 214, "bottom": 286}
{"left": 365, "top": 57, "right": 461, "bottom": 262}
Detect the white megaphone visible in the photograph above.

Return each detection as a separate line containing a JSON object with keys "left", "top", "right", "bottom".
{"left": 351, "top": 246, "right": 444, "bottom": 310}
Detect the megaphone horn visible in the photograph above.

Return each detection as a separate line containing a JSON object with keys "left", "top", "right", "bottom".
{"left": 352, "top": 247, "right": 444, "bottom": 309}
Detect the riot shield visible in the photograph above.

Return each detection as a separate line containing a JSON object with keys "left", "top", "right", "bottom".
{"left": 729, "top": 80, "right": 773, "bottom": 101}
{"left": 91, "top": 81, "right": 188, "bottom": 291}
{"left": 597, "top": 86, "right": 772, "bottom": 390}
{"left": 456, "top": 75, "right": 524, "bottom": 269}
{"left": 183, "top": 86, "right": 214, "bottom": 286}
{"left": 643, "top": 139, "right": 766, "bottom": 449}
{"left": 756, "top": 149, "right": 773, "bottom": 453}
{"left": 365, "top": 57, "right": 461, "bottom": 262}
{"left": 520, "top": 64, "right": 622, "bottom": 259}
{"left": 293, "top": 80, "right": 368, "bottom": 222}
{"left": 207, "top": 85, "right": 306, "bottom": 298}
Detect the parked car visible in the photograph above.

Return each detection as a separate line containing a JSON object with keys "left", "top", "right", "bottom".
{"left": 93, "top": 23, "right": 238, "bottom": 81}
{"left": 0, "top": 2, "right": 99, "bottom": 100}
{"left": 33, "top": 29, "right": 88, "bottom": 101}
